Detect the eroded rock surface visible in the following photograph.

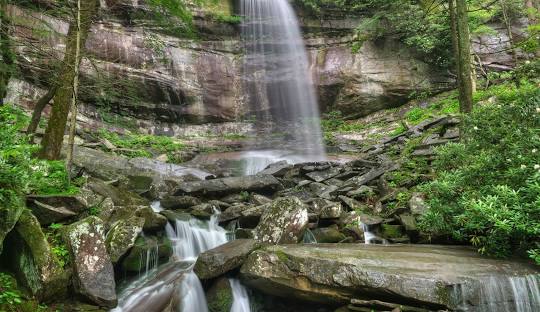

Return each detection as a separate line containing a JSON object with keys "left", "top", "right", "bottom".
{"left": 195, "top": 239, "right": 260, "bottom": 280}
{"left": 253, "top": 197, "right": 308, "bottom": 244}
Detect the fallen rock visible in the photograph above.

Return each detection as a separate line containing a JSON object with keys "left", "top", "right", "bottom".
{"left": 409, "top": 193, "right": 429, "bottom": 215}
{"left": 240, "top": 244, "right": 540, "bottom": 309}
{"left": 312, "top": 227, "right": 346, "bottom": 243}
{"left": 26, "top": 200, "right": 77, "bottom": 225}
{"left": 88, "top": 178, "right": 148, "bottom": 207}
{"left": 134, "top": 206, "right": 168, "bottom": 233}
{"left": 306, "top": 167, "right": 342, "bottom": 183}
{"left": 2, "top": 210, "right": 68, "bottom": 300}
{"left": 64, "top": 216, "right": 117, "bottom": 308}
{"left": 161, "top": 195, "right": 202, "bottom": 210}
{"left": 174, "top": 174, "right": 282, "bottom": 197}
{"left": 253, "top": 197, "right": 308, "bottom": 244}
{"left": 194, "top": 239, "right": 260, "bottom": 280}
{"left": 106, "top": 216, "right": 145, "bottom": 263}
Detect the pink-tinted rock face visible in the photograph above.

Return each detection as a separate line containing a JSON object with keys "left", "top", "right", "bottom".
{"left": 5, "top": 2, "right": 511, "bottom": 126}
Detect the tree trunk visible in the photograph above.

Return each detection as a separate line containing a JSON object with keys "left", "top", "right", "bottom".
{"left": 27, "top": 85, "right": 58, "bottom": 143}
{"left": 449, "top": 0, "right": 462, "bottom": 90}
{"left": 456, "top": 0, "right": 474, "bottom": 113}
{"left": 66, "top": 0, "right": 82, "bottom": 172}
{"left": 39, "top": 0, "right": 99, "bottom": 160}
{"left": 0, "top": 0, "right": 14, "bottom": 106}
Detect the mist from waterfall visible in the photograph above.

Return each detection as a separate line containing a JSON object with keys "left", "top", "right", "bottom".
{"left": 240, "top": 0, "right": 326, "bottom": 173}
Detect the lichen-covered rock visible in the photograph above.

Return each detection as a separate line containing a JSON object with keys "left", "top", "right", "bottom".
{"left": 240, "top": 244, "right": 540, "bottom": 310}
{"left": 161, "top": 195, "right": 202, "bottom": 210}
{"left": 0, "top": 199, "right": 24, "bottom": 255}
{"left": 194, "top": 239, "right": 260, "bottom": 280}
{"left": 409, "top": 192, "right": 429, "bottom": 216}
{"left": 206, "top": 277, "right": 233, "bottom": 312}
{"left": 311, "top": 226, "right": 346, "bottom": 243}
{"left": 106, "top": 216, "right": 145, "bottom": 263}
{"left": 134, "top": 206, "right": 168, "bottom": 233}
{"left": 2, "top": 210, "right": 68, "bottom": 300}
{"left": 121, "top": 235, "right": 173, "bottom": 272}
{"left": 64, "top": 216, "right": 117, "bottom": 308}
{"left": 253, "top": 197, "right": 308, "bottom": 244}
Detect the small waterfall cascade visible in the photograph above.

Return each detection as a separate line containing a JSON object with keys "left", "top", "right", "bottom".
{"left": 302, "top": 229, "right": 317, "bottom": 244}
{"left": 240, "top": 0, "right": 326, "bottom": 175}
{"left": 113, "top": 201, "right": 253, "bottom": 312}
{"left": 454, "top": 275, "right": 540, "bottom": 311}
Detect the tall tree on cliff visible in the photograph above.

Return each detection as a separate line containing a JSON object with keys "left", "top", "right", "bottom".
{"left": 450, "top": 0, "right": 474, "bottom": 113}
{"left": 0, "top": 0, "right": 14, "bottom": 106}
{"left": 39, "top": 0, "right": 99, "bottom": 160}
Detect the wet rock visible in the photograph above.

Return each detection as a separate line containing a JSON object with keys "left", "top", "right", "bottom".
{"left": 106, "top": 216, "right": 145, "bottom": 263}
{"left": 253, "top": 197, "right": 308, "bottom": 244}
{"left": 240, "top": 244, "right": 539, "bottom": 309}
{"left": 161, "top": 195, "right": 202, "bottom": 210}
{"left": 134, "top": 206, "right": 168, "bottom": 233}
{"left": 121, "top": 235, "right": 173, "bottom": 272}
{"left": 381, "top": 224, "right": 405, "bottom": 240}
{"left": 173, "top": 174, "right": 282, "bottom": 197}
{"left": 160, "top": 210, "right": 191, "bottom": 224}
{"left": 312, "top": 226, "right": 346, "bottom": 243}
{"left": 398, "top": 213, "right": 418, "bottom": 232}
{"left": 338, "top": 196, "right": 362, "bottom": 210}
{"left": 235, "top": 228, "right": 254, "bottom": 239}
{"left": 259, "top": 161, "right": 294, "bottom": 177}
{"left": 195, "top": 239, "right": 260, "bottom": 280}
{"left": 3, "top": 210, "right": 68, "bottom": 300}
{"left": 64, "top": 216, "right": 117, "bottom": 308}
{"left": 0, "top": 200, "right": 25, "bottom": 254}
{"left": 409, "top": 192, "right": 429, "bottom": 215}
{"left": 359, "top": 214, "right": 384, "bottom": 226}
{"left": 206, "top": 277, "right": 233, "bottom": 312}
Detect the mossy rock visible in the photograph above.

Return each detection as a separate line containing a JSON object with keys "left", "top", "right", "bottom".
{"left": 106, "top": 216, "right": 145, "bottom": 263}
{"left": 381, "top": 224, "right": 405, "bottom": 239}
{"left": 3, "top": 210, "right": 68, "bottom": 300}
{"left": 121, "top": 235, "right": 172, "bottom": 272}
{"left": 206, "top": 277, "right": 234, "bottom": 312}
{"left": 0, "top": 198, "right": 25, "bottom": 255}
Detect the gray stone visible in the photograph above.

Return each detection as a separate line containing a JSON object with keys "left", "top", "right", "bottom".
{"left": 161, "top": 195, "right": 202, "bottom": 210}
{"left": 27, "top": 200, "right": 78, "bottom": 225}
{"left": 312, "top": 227, "right": 346, "bottom": 243}
{"left": 106, "top": 216, "right": 145, "bottom": 263}
{"left": 173, "top": 174, "right": 282, "bottom": 197}
{"left": 240, "top": 244, "right": 540, "bottom": 309}
{"left": 121, "top": 236, "right": 173, "bottom": 273}
{"left": 306, "top": 167, "right": 342, "bottom": 183}
{"left": 206, "top": 277, "right": 234, "bottom": 312}
{"left": 64, "top": 217, "right": 117, "bottom": 308}
{"left": 253, "top": 197, "right": 308, "bottom": 244}
{"left": 194, "top": 239, "right": 260, "bottom": 280}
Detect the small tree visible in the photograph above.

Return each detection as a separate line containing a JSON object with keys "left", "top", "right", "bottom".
{"left": 451, "top": 0, "right": 474, "bottom": 113}
{"left": 0, "top": 0, "right": 15, "bottom": 106}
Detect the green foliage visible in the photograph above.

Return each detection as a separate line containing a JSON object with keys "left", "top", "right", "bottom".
{"left": 0, "top": 273, "right": 22, "bottom": 306}
{"left": 419, "top": 81, "right": 540, "bottom": 263}
{"left": 97, "top": 129, "right": 185, "bottom": 159}
{"left": 0, "top": 105, "right": 77, "bottom": 215}
{"left": 46, "top": 223, "right": 70, "bottom": 269}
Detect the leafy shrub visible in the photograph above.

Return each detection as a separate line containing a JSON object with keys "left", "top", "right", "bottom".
{"left": 0, "top": 273, "right": 22, "bottom": 306}
{"left": 98, "top": 130, "right": 185, "bottom": 159}
{"left": 419, "top": 82, "right": 540, "bottom": 263}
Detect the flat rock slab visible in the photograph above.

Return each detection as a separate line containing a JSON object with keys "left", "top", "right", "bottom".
{"left": 194, "top": 239, "right": 260, "bottom": 280}
{"left": 240, "top": 244, "right": 539, "bottom": 310}
{"left": 173, "top": 174, "right": 282, "bottom": 197}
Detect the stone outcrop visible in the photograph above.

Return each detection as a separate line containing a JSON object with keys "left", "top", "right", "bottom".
{"left": 0, "top": 200, "right": 24, "bottom": 255}
{"left": 173, "top": 174, "right": 282, "bottom": 197}
{"left": 64, "top": 217, "right": 117, "bottom": 308}
{"left": 240, "top": 244, "right": 540, "bottom": 310}
{"left": 105, "top": 216, "right": 145, "bottom": 263}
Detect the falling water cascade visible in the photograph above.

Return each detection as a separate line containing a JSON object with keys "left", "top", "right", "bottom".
{"left": 112, "top": 203, "right": 253, "bottom": 312}
{"left": 240, "top": 0, "right": 326, "bottom": 174}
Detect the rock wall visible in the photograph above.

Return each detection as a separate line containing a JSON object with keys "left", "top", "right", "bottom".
{"left": 5, "top": 1, "right": 514, "bottom": 128}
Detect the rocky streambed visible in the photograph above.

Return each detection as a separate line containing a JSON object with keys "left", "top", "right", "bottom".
{"left": 1, "top": 115, "right": 539, "bottom": 312}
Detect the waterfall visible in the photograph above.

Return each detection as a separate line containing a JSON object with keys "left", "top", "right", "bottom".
{"left": 229, "top": 279, "right": 252, "bottom": 312}
{"left": 114, "top": 203, "right": 253, "bottom": 312}
{"left": 240, "top": 0, "right": 326, "bottom": 174}
{"left": 453, "top": 274, "right": 540, "bottom": 311}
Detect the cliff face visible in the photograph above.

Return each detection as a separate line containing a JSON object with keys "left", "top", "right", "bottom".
{"left": 5, "top": 1, "right": 514, "bottom": 130}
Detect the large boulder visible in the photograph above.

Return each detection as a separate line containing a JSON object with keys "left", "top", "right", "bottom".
{"left": 173, "top": 174, "right": 282, "bottom": 197}
{"left": 253, "top": 197, "right": 308, "bottom": 244}
{"left": 2, "top": 210, "right": 68, "bottom": 300}
{"left": 240, "top": 244, "right": 540, "bottom": 310}
{"left": 194, "top": 239, "right": 260, "bottom": 280}
{"left": 106, "top": 216, "right": 145, "bottom": 263}
{"left": 26, "top": 194, "right": 88, "bottom": 225}
{"left": 64, "top": 217, "right": 117, "bottom": 308}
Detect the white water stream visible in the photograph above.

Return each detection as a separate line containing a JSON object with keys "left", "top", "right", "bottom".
{"left": 113, "top": 202, "right": 252, "bottom": 312}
